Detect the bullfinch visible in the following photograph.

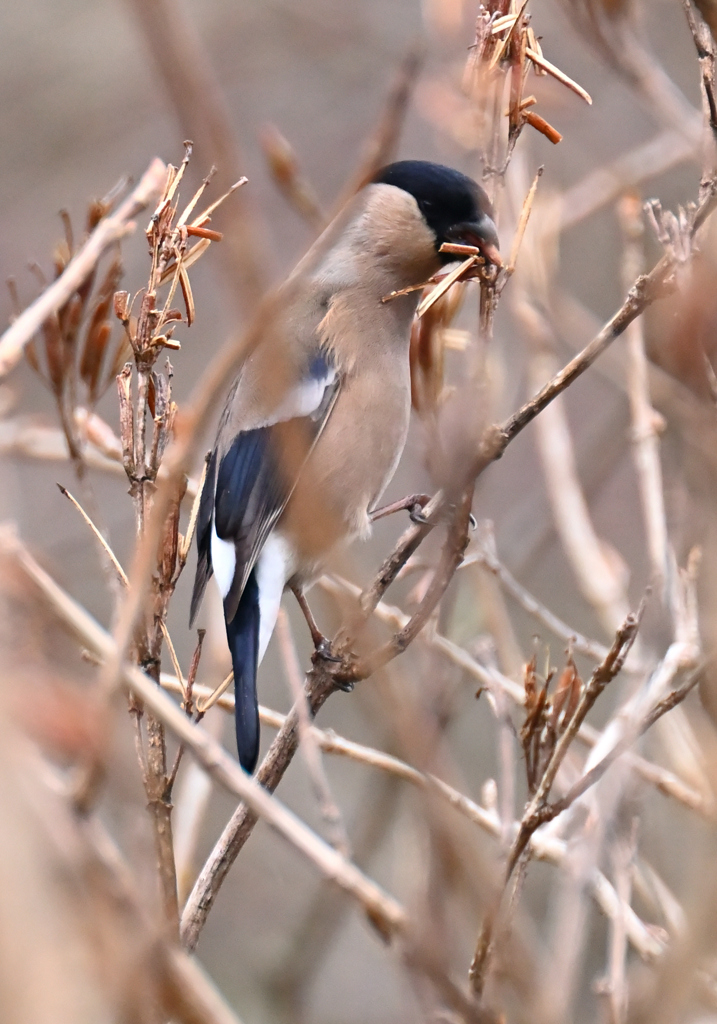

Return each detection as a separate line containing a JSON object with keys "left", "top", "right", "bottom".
{"left": 190, "top": 160, "right": 500, "bottom": 772}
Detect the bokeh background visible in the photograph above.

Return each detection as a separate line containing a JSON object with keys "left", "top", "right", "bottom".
{"left": 2, "top": 0, "right": 717, "bottom": 1022}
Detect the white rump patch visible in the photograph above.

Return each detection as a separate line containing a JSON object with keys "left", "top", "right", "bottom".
{"left": 255, "top": 532, "right": 291, "bottom": 662}
{"left": 211, "top": 525, "right": 236, "bottom": 599}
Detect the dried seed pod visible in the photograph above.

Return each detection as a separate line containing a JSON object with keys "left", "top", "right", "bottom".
{"left": 82, "top": 323, "right": 112, "bottom": 402}
{"left": 524, "top": 109, "right": 562, "bottom": 144}
{"left": 41, "top": 313, "right": 65, "bottom": 394}
{"left": 86, "top": 197, "right": 110, "bottom": 231}
{"left": 114, "top": 290, "right": 130, "bottom": 323}
{"left": 80, "top": 256, "right": 123, "bottom": 399}
{"left": 25, "top": 338, "right": 41, "bottom": 376}
{"left": 59, "top": 292, "right": 83, "bottom": 347}
{"left": 550, "top": 655, "right": 581, "bottom": 729}
{"left": 53, "top": 240, "right": 71, "bottom": 278}
{"left": 147, "top": 373, "right": 156, "bottom": 419}
{"left": 179, "top": 267, "right": 195, "bottom": 326}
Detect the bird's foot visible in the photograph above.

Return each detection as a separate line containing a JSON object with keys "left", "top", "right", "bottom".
{"left": 312, "top": 636, "right": 343, "bottom": 665}
{"left": 311, "top": 638, "right": 354, "bottom": 691}
{"left": 370, "top": 493, "right": 432, "bottom": 525}
{"left": 409, "top": 502, "right": 430, "bottom": 525}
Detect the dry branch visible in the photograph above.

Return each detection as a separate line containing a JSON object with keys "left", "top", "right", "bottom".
{"left": 0, "top": 159, "right": 167, "bottom": 379}
{"left": 124, "top": 0, "right": 268, "bottom": 309}
{"left": 3, "top": 526, "right": 408, "bottom": 940}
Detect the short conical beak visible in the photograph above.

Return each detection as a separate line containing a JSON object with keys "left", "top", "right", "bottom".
{"left": 477, "top": 240, "right": 502, "bottom": 267}
{"left": 447, "top": 215, "right": 501, "bottom": 267}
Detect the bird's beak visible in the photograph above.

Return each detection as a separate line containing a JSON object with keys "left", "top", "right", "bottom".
{"left": 447, "top": 215, "right": 502, "bottom": 267}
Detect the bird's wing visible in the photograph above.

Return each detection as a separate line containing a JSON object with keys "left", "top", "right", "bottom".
{"left": 190, "top": 348, "right": 341, "bottom": 625}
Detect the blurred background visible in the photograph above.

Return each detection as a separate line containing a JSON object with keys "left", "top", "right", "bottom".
{"left": 2, "top": 0, "right": 717, "bottom": 1021}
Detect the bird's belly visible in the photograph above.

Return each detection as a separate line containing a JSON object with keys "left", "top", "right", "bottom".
{"left": 280, "top": 368, "right": 411, "bottom": 571}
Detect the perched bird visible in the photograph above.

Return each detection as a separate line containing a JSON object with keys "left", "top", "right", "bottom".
{"left": 190, "top": 160, "right": 500, "bottom": 772}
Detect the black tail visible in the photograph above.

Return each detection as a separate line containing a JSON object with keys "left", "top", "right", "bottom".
{"left": 225, "top": 568, "right": 260, "bottom": 773}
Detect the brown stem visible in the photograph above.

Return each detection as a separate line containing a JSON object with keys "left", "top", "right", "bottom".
{"left": 180, "top": 666, "right": 337, "bottom": 951}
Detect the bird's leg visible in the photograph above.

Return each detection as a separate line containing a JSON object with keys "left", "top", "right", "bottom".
{"left": 291, "top": 584, "right": 342, "bottom": 664}
{"left": 370, "top": 492, "right": 432, "bottom": 525}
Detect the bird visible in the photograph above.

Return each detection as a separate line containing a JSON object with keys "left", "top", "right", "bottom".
{"left": 190, "top": 160, "right": 500, "bottom": 773}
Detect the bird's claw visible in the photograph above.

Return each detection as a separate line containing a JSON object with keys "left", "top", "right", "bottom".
{"left": 313, "top": 637, "right": 343, "bottom": 664}
{"left": 409, "top": 503, "right": 430, "bottom": 525}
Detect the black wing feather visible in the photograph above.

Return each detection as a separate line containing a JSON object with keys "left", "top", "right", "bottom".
{"left": 189, "top": 450, "right": 218, "bottom": 627}
{"left": 215, "top": 425, "right": 287, "bottom": 621}
{"left": 190, "top": 349, "right": 341, "bottom": 627}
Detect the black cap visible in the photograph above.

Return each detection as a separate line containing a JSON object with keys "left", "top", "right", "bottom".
{"left": 372, "top": 160, "right": 499, "bottom": 263}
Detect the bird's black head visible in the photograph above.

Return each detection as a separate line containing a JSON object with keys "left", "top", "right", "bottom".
{"left": 372, "top": 160, "right": 500, "bottom": 266}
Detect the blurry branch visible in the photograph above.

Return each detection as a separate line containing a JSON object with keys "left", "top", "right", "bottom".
{"left": 157, "top": 672, "right": 666, "bottom": 962}
{"left": 157, "top": 595, "right": 709, "bottom": 822}
{"left": 9, "top": 522, "right": 496, "bottom": 1022}
{"left": 0, "top": 414, "right": 126, "bottom": 477}
{"left": 58, "top": 481, "right": 187, "bottom": 702}
{"left": 561, "top": 0, "right": 700, "bottom": 140}
{"left": 693, "top": 0, "right": 717, "bottom": 49}
{"left": 84, "top": 819, "right": 247, "bottom": 1024}
{"left": 260, "top": 124, "right": 325, "bottom": 229}
{"left": 597, "top": 817, "right": 637, "bottom": 1024}
{"left": 469, "top": 608, "right": 644, "bottom": 996}
{"left": 462, "top": 524, "right": 616, "bottom": 663}
{"left": 524, "top": 306, "right": 633, "bottom": 634}
{"left": 124, "top": 0, "right": 268, "bottom": 308}
{"left": 0, "top": 410, "right": 202, "bottom": 497}
{"left": 0, "top": 725, "right": 246, "bottom": 1024}
{"left": 557, "top": 128, "right": 700, "bottom": 234}
{"left": 2, "top": 526, "right": 408, "bottom": 940}
{"left": 267, "top": 774, "right": 401, "bottom": 1021}
{"left": 331, "top": 43, "right": 424, "bottom": 210}
{"left": 160, "top": 947, "right": 248, "bottom": 1024}
{"left": 618, "top": 193, "right": 669, "bottom": 593}
{"left": 276, "top": 608, "right": 350, "bottom": 856}
{"left": 256, "top": 703, "right": 664, "bottom": 960}
{"left": 683, "top": 0, "right": 717, "bottom": 150}
{"left": 263, "top": 44, "right": 423, "bottom": 232}
{"left": 0, "top": 158, "right": 166, "bottom": 379}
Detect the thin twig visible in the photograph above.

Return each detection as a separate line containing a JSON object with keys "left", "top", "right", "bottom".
{"left": 524, "top": 46, "right": 593, "bottom": 104}
{"left": 618, "top": 193, "right": 669, "bottom": 593}
{"left": 58, "top": 482, "right": 186, "bottom": 698}
{"left": 464, "top": 524, "right": 616, "bottom": 664}
{"left": 276, "top": 608, "right": 350, "bottom": 856}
